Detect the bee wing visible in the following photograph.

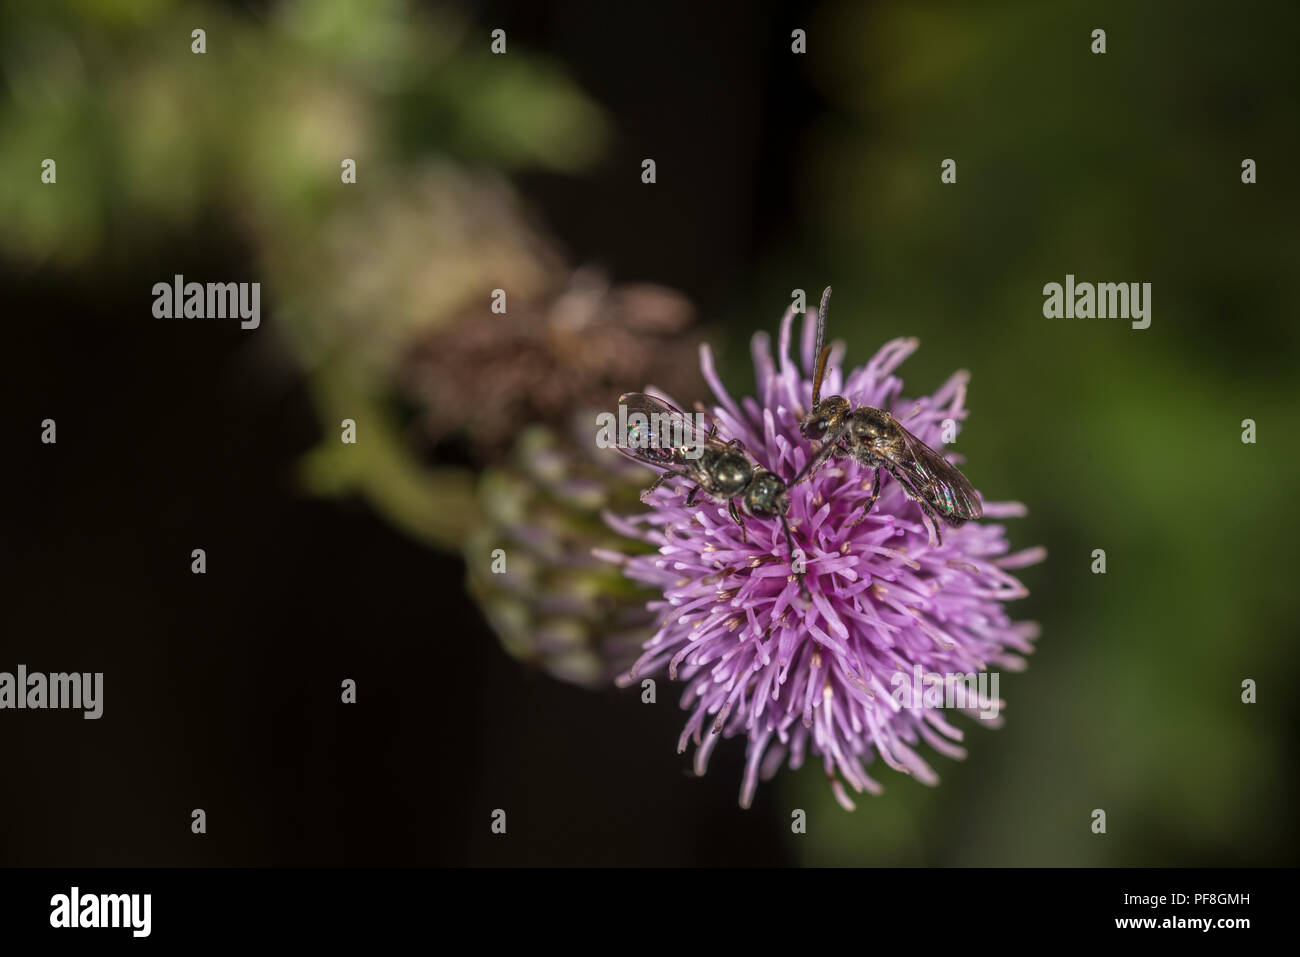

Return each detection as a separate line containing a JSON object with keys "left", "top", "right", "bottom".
{"left": 616, "top": 392, "right": 713, "bottom": 468}
{"left": 877, "top": 422, "right": 983, "bottom": 521}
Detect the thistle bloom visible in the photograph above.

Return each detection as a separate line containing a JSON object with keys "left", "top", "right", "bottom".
{"left": 601, "top": 303, "right": 1044, "bottom": 810}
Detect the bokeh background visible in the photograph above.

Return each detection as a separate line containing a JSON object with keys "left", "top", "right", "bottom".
{"left": 2, "top": 0, "right": 1296, "bottom": 865}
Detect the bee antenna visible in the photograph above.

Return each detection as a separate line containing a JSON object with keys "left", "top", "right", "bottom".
{"left": 810, "top": 285, "right": 832, "bottom": 406}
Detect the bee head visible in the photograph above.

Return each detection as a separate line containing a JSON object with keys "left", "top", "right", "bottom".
{"left": 744, "top": 470, "right": 788, "bottom": 518}
{"left": 800, "top": 395, "right": 850, "bottom": 441}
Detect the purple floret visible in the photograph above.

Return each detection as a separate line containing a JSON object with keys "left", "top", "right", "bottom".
{"left": 600, "top": 301, "right": 1044, "bottom": 810}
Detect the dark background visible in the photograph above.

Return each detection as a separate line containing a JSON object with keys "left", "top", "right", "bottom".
{"left": 2, "top": 0, "right": 815, "bottom": 866}
{"left": 2, "top": 0, "right": 1297, "bottom": 866}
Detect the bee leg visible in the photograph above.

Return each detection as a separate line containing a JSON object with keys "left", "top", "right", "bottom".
{"left": 641, "top": 469, "right": 686, "bottom": 502}
{"left": 844, "top": 467, "right": 882, "bottom": 527}
{"left": 790, "top": 439, "right": 840, "bottom": 487}
{"left": 728, "top": 499, "right": 748, "bottom": 543}
{"left": 885, "top": 465, "right": 943, "bottom": 547}
{"left": 918, "top": 502, "right": 943, "bottom": 548}
{"left": 779, "top": 511, "right": 810, "bottom": 601}
{"left": 685, "top": 484, "right": 701, "bottom": 507}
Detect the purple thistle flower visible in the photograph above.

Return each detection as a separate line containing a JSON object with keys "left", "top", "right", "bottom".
{"left": 599, "top": 301, "right": 1044, "bottom": 810}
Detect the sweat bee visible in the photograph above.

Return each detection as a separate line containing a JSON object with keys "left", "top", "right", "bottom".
{"left": 792, "top": 287, "right": 982, "bottom": 546}
{"left": 615, "top": 392, "right": 807, "bottom": 598}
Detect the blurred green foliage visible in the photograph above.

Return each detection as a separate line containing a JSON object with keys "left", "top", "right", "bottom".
{"left": 1, "top": 0, "right": 610, "bottom": 553}
{"left": 0, "top": 0, "right": 606, "bottom": 266}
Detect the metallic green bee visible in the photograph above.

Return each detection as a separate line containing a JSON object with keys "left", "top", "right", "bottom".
{"left": 616, "top": 392, "right": 807, "bottom": 596}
